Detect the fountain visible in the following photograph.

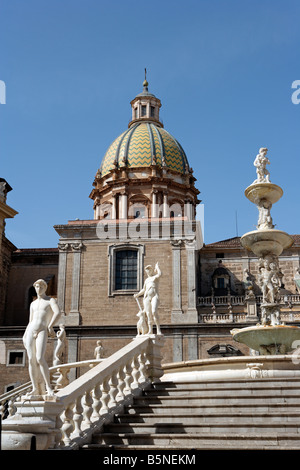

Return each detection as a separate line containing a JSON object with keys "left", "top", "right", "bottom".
{"left": 231, "top": 147, "right": 300, "bottom": 354}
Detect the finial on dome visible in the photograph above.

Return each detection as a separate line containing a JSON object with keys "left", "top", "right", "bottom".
{"left": 143, "top": 68, "right": 148, "bottom": 90}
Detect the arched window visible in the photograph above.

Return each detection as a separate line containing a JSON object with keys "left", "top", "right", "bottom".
{"left": 211, "top": 264, "right": 231, "bottom": 296}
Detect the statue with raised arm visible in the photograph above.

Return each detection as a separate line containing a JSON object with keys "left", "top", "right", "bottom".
{"left": 23, "top": 279, "right": 61, "bottom": 397}
{"left": 134, "top": 262, "right": 162, "bottom": 335}
{"left": 253, "top": 147, "right": 271, "bottom": 183}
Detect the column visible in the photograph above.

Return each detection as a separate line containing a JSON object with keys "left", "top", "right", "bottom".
{"left": 151, "top": 190, "right": 158, "bottom": 218}
{"left": 188, "top": 331, "right": 198, "bottom": 360}
{"left": 163, "top": 191, "right": 169, "bottom": 217}
{"left": 57, "top": 242, "right": 69, "bottom": 315}
{"left": 173, "top": 333, "right": 183, "bottom": 362}
{"left": 185, "top": 239, "right": 198, "bottom": 323}
{"left": 120, "top": 192, "right": 128, "bottom": 219}
{"left": 171, "top": 240, "right": 183, "bottom": 323}
{"left": 184, "top": 199, "right": 193, "bottom": 220}
{"left": 112, "top": 194, "right": 117, "bottom": 219}
{"left": 67, "top": 335, "right": 79, "bottom": 382}
{"left": 69, "top": 242, "right": 83, "bottom": 326}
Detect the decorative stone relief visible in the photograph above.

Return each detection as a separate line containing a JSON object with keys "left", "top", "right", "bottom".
{"left": 245, "top": 363, "right": 269, "bottom": 379}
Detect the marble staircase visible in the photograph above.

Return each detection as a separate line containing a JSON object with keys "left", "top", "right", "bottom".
{"left": 82, "top": 377, "right": 300, "bottom": 450}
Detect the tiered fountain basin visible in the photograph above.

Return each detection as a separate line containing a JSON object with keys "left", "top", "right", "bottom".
{"left": 162, "top": 354, "right": 300, "bottom": 382}
{"left": 244, "top": 182, "right": 283, "bottom": 204}
{"left": 231, "top": 324, "right": 300, "bottom": 355}
{"left": 241, "top": 229, "right": 294, "bottom": 257}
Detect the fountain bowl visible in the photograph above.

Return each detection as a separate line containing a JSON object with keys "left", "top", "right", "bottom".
{"left": 245, "top": 182, "right": 283, "bottom": 205}
{"left": 241, "top": 229, "right": 294, "bottom": 257}
{"left": 231, "top": 324, "right": 300, "bottom": 354}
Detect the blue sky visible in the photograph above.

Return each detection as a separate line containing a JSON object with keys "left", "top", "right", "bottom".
{"left": 1, "top": 0, "right": 300, "bottom": 248}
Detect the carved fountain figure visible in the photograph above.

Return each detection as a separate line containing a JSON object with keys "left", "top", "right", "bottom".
{"left": 231, "top": 148, "right": 300, "bottom": 354}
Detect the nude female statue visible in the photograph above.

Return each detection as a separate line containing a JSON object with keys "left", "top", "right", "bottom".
{"left": 23, "top": 279, "right": 61, "bottom": 396}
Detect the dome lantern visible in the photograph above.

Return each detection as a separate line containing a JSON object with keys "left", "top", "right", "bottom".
{"left": 129, "top": 70, "right": 163, "bottom": 128}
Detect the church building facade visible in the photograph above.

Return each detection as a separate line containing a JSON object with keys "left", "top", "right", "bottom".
{"left": 1, "top": 80, "right": 300, "bottom": 394}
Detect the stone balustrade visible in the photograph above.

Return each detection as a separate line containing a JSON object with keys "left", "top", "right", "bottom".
{"left": 1, "top": 334, "right": 164, "bottom": 450}
{"left": 198, "top": 294, "right": 300, "bottom": 307}
{"left": 198, "top": 294, "right": 300, "bottom": 324}
{"left": 0, "top": 359, "right": 103, "bottom": 420}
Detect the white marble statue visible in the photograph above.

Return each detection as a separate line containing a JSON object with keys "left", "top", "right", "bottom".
{"left": 294, "top": 268, "right": 300, "bottom": 294}
{"left": 23, "top": 279, "right": 61, "bottom": 397}
{"left": 53, "top": 324, "right": 66, "bottom": 366}
{"left": 134, "top": 262, "right": 162, "bottom": 335}
{"left": 258, "top": 256, "right": 280, "bottom": 306}
{"left": 94, "top": 340, "right": 104, "bottom": 359}
{"left": 136, "top": 308, "right": 148, "bottom": 336}
{"left": 257, "top": 198, "right": 274, "bottom": 230}
{"left": 253, "top": 147, "right": 271, "bottom": 183}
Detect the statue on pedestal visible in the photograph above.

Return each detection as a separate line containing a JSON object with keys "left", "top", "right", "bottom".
{"left": 94, "top": 340, "right": 104, "bottom": 359}
{"left": 253, "top": 147, "right": 271, "bottom": 183}
{"left": 23, "top": 279, "right": 61, "bottom": 397}
{"left": 53, "top": 324, "right": 66, "bottom": 366}
{"left": 134, "top": 262, "right": 162, "bottom": 335}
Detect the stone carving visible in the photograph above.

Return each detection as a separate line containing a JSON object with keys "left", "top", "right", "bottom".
{"left": 256, "top": 199, "right": 274, "bottom": 230}
{"left": 294, "top": 268, "right": 300, "bottom": 294}
{"left": 258, "top": 256, "right": 281, "bottom": 306}
{"left": 136, "top": 310, "right": 148, "bottom": 336}
{"left": 70, "top": 242, "right": 83, "bottom": 252}
{"left": 53, "top": 324, "right": 66, "bottom": 366}
{"left": 233, "top": 148, "right": 299, "bottom": 355}
{"left": 58, "top": 243, "right": 69, "bottom": 252}
{"left": 23, "top": 279, "right": 61, "bottom": 397}
{"left": 94, "top": 340, "right": 104, "bottom": 359}
{"left": 253, "top": 147, "right": 270, "bottom": 183}
{"left": 245, "top": 363, "right": 269, "bottom": 379}
{"left": 243, "top": 269, "right": 255, "bottom": 300}
{"left": 134, "top": 262, "right": 162, "bottom": 335}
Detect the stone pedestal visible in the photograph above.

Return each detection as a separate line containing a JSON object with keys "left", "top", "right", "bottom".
{"left": 147, "top": 334, "right": 165, "bottom": 381}
{"left": 1, "top": 396, "right": 63, "bottom": 450}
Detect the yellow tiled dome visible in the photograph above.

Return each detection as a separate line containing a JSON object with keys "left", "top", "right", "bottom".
{"left": 100, "top": 122, "right": 189, "bottom": 177}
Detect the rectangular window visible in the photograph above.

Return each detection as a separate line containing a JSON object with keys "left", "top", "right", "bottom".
{"left": 141, "top": 105, "right": 147, "bottom": 117}
{"left": 7, "top": 351, "right": 25, "bottom": 366}
{"left": 150, "top": 106, "right": 155, "bottom": 117}
{"left": 115, "top": 250, "right": 138, "bottom": 290}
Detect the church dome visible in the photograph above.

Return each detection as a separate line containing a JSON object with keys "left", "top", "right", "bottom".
{"left": 90, "top": 75, "right": 200, "bottom": 222}
{"left": 100, "top": 122, "right": 189, "bottom": 177}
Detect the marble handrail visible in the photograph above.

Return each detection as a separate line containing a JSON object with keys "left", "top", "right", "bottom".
{"left": 54, "top": 335, "right": 157, "bottom": 448}
{"left": 0, "top": 359, "right": 103, "bottom": 419}
{"left": 1, "top": 335, "right": 164, "bottom": 450}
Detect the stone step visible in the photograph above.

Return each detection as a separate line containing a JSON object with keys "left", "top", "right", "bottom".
{"left": 143, "top": 387, "right": 300, "bottom": 397}
{"left": 114, "top": 411, "right": 300, "bottom": 424}
{"left": 88, "top": 432, "right": 300, "bottom": 448}
{"left": 83, "top": 444, "right": 300, "bottom": 450}
{"left": 133, "top": 394, "right": 300, "bottom": 406}
{"left": 104, "top": 422, "right": 300, "bottom": 434}
{"left": 126, "top": 402, "right": 300, "bottom": 414}
{"left": 154, "top": 378, "right": 300, "bottom": 390}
